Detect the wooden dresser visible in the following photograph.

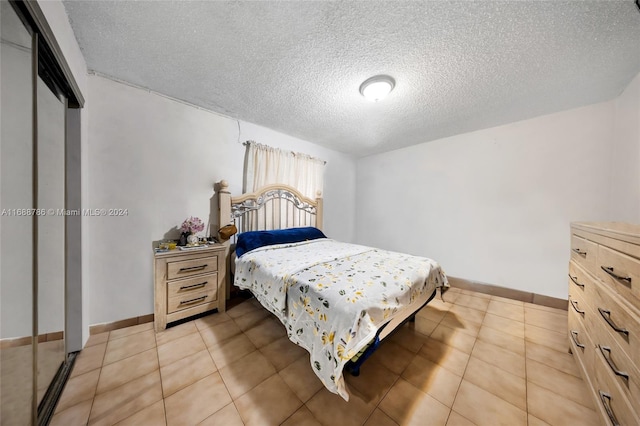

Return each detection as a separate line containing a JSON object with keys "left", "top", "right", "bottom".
{"left": 568, "top": 222, "right": 640, "bottom": 425}
{"left": 154, "top": 245, "right": 226, "bottom": 332}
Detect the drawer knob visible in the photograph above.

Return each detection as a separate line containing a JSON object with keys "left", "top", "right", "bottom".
{"left": 568, "top": 274, "right": 585, "bottom": 289}
{"left": 179, "top": 295, "right": 207, "bottom": 306}
{"left": 572, "top": 248, "right": 587, "bottom": 256}
{"left": 569, "top": 299, "right": 585, "bottom": 316}
{"left": 600, "top": 266, "right": 632, "bottom": 283}
{"left": 569, "top": 330, "right": 585, "bottom": 349}
{"left": 598, "top": 308, "right": 629, "bottom": 337}
{"left": 598, "top": 345, "right": 629, "bottom": 380}
{"left": 598, "top": 391, "right": 620, "bottom": 426}
{"left": 179, "top": 264, "right": 208, "bottom": 273}
{"left": 179, "top": 281, "right": 208, "bottom": 291}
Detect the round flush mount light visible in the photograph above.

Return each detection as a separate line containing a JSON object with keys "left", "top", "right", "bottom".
{"left": 359, "top": 75, "right": 395, "bottom": 102}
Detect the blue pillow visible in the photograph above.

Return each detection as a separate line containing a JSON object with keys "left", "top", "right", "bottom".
{"left": 235, "top": 227, "right": 327, "bottom": 257}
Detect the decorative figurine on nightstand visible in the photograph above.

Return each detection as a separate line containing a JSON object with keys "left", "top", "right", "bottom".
{"left": 179, "top": 216, "right": 205, "bottom": 246}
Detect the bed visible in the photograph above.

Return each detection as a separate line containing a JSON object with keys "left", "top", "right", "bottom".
{"left": 217, "top": 180, "right": 448, "bottom": 401}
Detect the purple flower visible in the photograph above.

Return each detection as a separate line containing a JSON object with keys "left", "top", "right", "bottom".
{"left": 180, "top": 216, "right": 205, "bottom": 234}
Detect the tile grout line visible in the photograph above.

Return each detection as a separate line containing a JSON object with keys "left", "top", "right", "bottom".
{"left": 106, "top": 322, "right": 154, "bottom": 339}
{"left": 210, "top": 322, "right": 280, "bottom": 422}
{"left": 362, "top": 355, "right": 409, "bottom": 426}
{"left": 448, "top": 306, "right": 485, "bottom": 425}
{"left": 153, "top": 330, "right": 169, "bottom": 426}
{"left": 101, "top": 335, "right": 164, "bottom": 425}
{"left": 198, "top": 326, "right": 237, "bottom": 425}
{"left": 85, "top": 330, "right": 108, "bottom": 425}
{"left": 410, "top": 294, "right": 482, "bottom": 425}
{"left": 413, "top": 295, "right": 473, "bottom": 426}
{"left": 302, "top": 387, "right": 325, "bottom": 425}
{"left": 275, "top": 398, "right": 304, "bottom": 425}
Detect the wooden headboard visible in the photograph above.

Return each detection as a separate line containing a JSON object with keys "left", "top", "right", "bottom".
{"left": 217, "top": 179, "right": 323, "bottom": 299}
{"left": 218, "top": 179, "right": 323, "bottom": 235}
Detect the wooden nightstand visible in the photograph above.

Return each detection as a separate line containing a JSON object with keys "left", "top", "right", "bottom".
{"left": 153, "top": 244, "right": 226, "bottom": 332}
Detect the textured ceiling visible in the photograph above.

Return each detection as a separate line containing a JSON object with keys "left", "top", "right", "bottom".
{"left": 63, "top": 1, "right": 640, "bottom": 157}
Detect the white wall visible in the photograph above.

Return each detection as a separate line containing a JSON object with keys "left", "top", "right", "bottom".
{"left": 609, "top": 72, "right": 640, "bottom": 222}
{"left": 356, "top": 102, "right": 615, "bottom": 300}
{"left": 87, "top": 74, "right": 356, "bottom": 325}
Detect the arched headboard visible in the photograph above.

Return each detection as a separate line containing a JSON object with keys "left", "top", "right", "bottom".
{"left": 218, "top": 180, "right": 323, "bottom": 235}
{"left": 217, "top": 180, "right": 323, "bottom": 298}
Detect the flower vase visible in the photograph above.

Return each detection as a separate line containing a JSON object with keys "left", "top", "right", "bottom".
{"left": 187, "top": 233, "right": 199, "bottom": 245}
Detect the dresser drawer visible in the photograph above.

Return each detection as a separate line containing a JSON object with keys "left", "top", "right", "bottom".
{"left": 568, "top": 302, "right": 594, "bottom": 383}
{"left": 569, "top": 281, "right": 590, "bottom": 324}
{"left": 586, "top": 282, "right": 640, "bottom": 377}
{"left": 590, "top": 325, "right": 640, "bottom": 410}
{"left": 571, "top": 235, "right": 598, "bottom": 273}
{"left": 167, "top": 273, "right": 217, "bottom": 299}
{"left": 167, "top": 255, "right": 218, "bottom": 280}
{"left": 167, "top": 287, "right": 217, "bottom": 314}
{"left": 596, "top": 245, "right": 640, "bottom": 309}
{"left": 594, "top": 348, "right": 640, "bottom": 426}
{"left": 568, "top": 261, "right": 590, "bottom": 299}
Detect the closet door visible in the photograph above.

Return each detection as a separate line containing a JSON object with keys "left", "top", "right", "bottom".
{"left": 36, "top": 76, "right": 66, "bottom": 405}
{"left": 0, "top": 2, "right": 35, "bottom": 424}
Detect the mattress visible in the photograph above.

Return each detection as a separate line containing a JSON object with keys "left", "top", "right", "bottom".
{"left": 234, "top": 238, "right": 448, "bottom": 401}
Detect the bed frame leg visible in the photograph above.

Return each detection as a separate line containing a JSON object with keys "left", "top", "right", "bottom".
{"left": 409, "top": 315, "right": 416, "bottom": 323}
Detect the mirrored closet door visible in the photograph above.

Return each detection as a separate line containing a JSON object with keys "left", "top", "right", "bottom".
{"left": 1, "top": 1, "right": 83, "bottom": 424}
{"left": 1, "top": 2, "right": 35, "bottom": 424}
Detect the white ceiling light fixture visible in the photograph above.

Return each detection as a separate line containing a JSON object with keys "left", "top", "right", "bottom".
{"left": 359, "top": 75, "right": 395, "bottom": 102}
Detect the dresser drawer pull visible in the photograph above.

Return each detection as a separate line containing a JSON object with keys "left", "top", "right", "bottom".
{"left": 568, "top": 275, "right": 584, "bottom": 288}
{"left": 598, "top": 345, "right": 629, "bottom": 380}
{"left": 179, "top": 296, "right": 207, "bottom": 306}
{"left": 179, "top": 281, "right": 208, "bottom": 291}
{"left": 600, "top": 266, "right": 632, "bottom": 283}
{"left": 572, "top": 248, "right": 587, "bottom": 256}
{"left": 179, "top": 264, "right": 208, "bottom": 272}
{"left": 570, "top": 299, "right": 585, "bottom": 315}
{"left": 570, "top": 330, "right": 585, "bottom": 349}
{"left": 598, "top": 308, "right": 629, "bottom": 336}
{"left": 598, "top": 391, "right": 620, "bottom": 426}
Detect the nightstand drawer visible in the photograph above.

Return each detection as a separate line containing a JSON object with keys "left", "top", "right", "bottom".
{"left": 167, "top": 255, "right": 217, "bottom": 280}
{"left": 154, "top": 244, "right": 226, "bottom": 332}
{"left": 167, "top": 287, "right": 217, "bottom": 314}
{"left": 167, "top": 273, "right": 217, "bottom": 299}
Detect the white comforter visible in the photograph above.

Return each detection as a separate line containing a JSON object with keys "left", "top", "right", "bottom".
{"left": 234, "top": 239, "right": 448, "bottom": 400}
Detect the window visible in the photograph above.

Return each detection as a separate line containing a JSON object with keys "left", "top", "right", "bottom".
{"left": 244, "top": 141, "right": 325, "bottom": 199}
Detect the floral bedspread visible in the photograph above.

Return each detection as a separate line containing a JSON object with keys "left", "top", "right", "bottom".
{"left": 234, "top": 239, "right": 448, "bottom": 401}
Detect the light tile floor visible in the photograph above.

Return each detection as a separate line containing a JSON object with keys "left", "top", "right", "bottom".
{"left": 50, "top": 288, "right": 600, "bottom": 425}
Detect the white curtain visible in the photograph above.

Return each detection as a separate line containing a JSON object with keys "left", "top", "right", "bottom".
{"left": 244, "top": 141, "right": 325, "bottom": 199}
